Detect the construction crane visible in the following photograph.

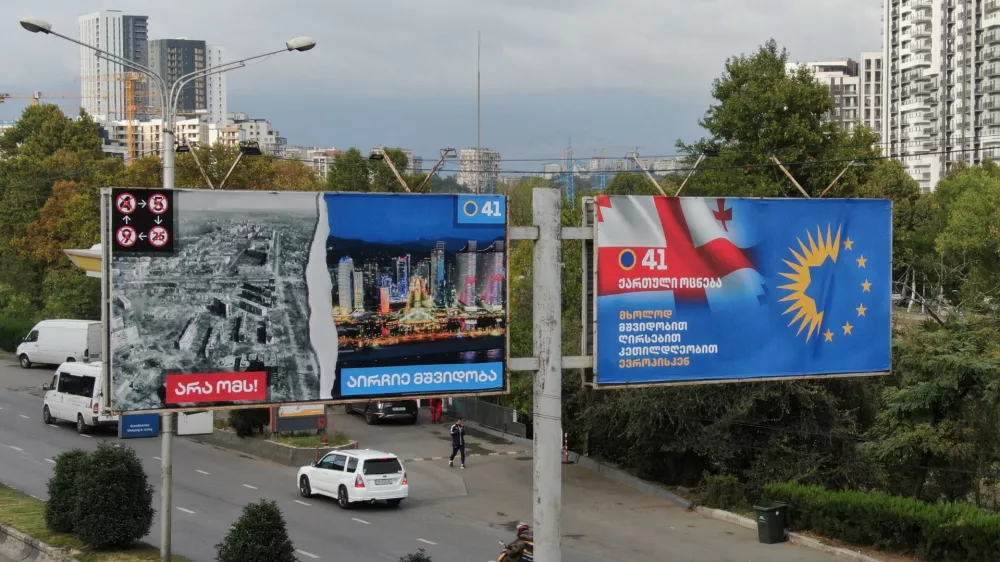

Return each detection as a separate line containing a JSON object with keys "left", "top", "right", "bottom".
{"left": 0, "top": 91, "right": 82, "bottom": 106}
{"left": 77, "top": 72, "right": 160, "bottom": 163}
{"left": 592, "top": 145, "right": 644, "bottom": 190}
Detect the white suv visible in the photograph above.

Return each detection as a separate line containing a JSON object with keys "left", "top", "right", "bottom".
{"left": 297, "top": 449, "right": 408, "bottom": 509}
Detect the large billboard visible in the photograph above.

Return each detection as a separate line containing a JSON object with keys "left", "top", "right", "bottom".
{"left": 107, "top": 188, "right": 508, "bottom": 413}
{"left": 594, "top": 195, "right": 891, "bottom": 387}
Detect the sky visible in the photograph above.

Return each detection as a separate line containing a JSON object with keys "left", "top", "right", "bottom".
{"left": 2, "top": 1, "right": 882, "bottom": 172}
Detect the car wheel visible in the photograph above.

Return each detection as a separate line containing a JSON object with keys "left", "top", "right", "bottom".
{"left": 65, "top": 357, "right": 76, "bottom": 363}
{"left": 299, "top": 476, "right": 313, "bottom": 498}
{"left": 344, "top": 404, "right": 352, "bottom": 415}
{"left": 18, "top": 355, "right": 31, "bottom": 369}
{"left": 386, "top": 498, "right": 402, "bottom": 507}
{"left": 76, "top": 414, "right": 89, "bottom": 435}
{"left": 42, "top": 405, "right": 53, "bottom": 425}
{"left": 338, "top": 486, "right": 353, "bottom": 509}
{"left": 365, "top": 408, "right": 375, "bottom": 425}
{"left": 408, "top": 414, "right": 418, "bottom": 425}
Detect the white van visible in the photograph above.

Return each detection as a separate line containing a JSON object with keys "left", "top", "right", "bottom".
{"left": 16, "top": 319, "right": 100, "bottom": 369}
{"left": 42, "top": 361, "right": 118, "bottom": 434}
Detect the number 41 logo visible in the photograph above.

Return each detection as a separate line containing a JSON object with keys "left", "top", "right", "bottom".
{"left": 641, "top": 249, "right": 669, "bottom": 271}
{"left": 481, "top": 200, "right": 502, "bottom": 217}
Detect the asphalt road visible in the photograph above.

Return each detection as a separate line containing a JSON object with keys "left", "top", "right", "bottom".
{"left": 0, "top": 356, "right": 843, "bottom": 562}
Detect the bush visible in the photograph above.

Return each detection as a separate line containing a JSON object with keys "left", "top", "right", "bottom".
{"left": 228, "top": 408, "right": 270, "bottom": 438}
{"left": 701, "top": 474, "right": 748, "bottom": 511}
{"left": 44, "top": 449, "right": 90, "bottom": 533}
{"left": 216, "top": 499, "right": 297, "bottom": 562}
{"left": 0, "top": 316, "right": 35, "bottom": 352}
{"left": 399, "top": 549, "right": 433, "bottom": 562}
{"left": 761, "top": 482, "right": 1000, "bottom": 561}
{"left": 72, "top": 443, "right": 155, "bottom": 549}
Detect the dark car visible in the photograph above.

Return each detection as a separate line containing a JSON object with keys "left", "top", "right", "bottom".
{"left": 345, "top": 399, "right": 419, "bottom": 425}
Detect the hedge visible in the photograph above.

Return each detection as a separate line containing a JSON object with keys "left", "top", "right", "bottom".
{"left": 0, "top": 317, "right": 34, "bottom": 353}
{"left": 761, "top": 482, "right": 1000, "bottom": 561}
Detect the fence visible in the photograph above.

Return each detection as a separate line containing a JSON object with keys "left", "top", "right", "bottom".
{"left": 444, "top": 397, "right": 529, "bottom": 438}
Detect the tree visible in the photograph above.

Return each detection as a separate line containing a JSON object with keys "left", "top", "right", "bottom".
{"left": 72, "top": 443, "right": 155, "bottom": 548}
{"left": 0, "top": 105, "right": 102, "bottom": 160}
{"left": 216, "top": 499, "right": 297, "bottom": 562}
{"left": 676, "top": 39, "right": 880, "bottom": 198}
{"left": 370, "top": 148, "right": 411, "bottom": 193}
{"left": 398, "top": 549, "right": 433, "bottom": 562}
{"left": 44, "top": 449, "right": 90, "bottom": 533}
{"left": 326, "top": 148, "right": 371, "bottom": 192}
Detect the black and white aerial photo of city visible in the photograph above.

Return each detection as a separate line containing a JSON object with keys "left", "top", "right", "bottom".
{"left": 109, "top": 190, "right": 326, "bottom": 411}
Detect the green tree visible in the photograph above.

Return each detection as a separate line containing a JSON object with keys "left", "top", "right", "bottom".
{"left": 72, "top": 443, "right": 155, "bottom": 548}
{"left": 216, "top": 499, "right": 297, "bottom": 562}
{"left": 0, "top": 105, "right": 102, "bottom": 160}
{"left": 326, "top": 148, "right": 371, "bottom": 192}
{"left": 44, "top": 449, "right": 90, "bottom": 533}
{"left": 370, "top": 147, "right": 411, "bottom": 193}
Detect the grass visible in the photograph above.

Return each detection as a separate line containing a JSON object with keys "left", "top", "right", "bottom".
{"left": 269, "top": 430, "right": 350, "bottom": 448}
{"left": 0, "top": 485, "right": 192, "bottom": 562}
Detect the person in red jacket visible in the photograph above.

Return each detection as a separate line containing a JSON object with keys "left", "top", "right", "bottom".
{"left": 429, "top": 397, "right": 444, "bottom": 423}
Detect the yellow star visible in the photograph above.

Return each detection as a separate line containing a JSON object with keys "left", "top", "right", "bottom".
{"left": 843, "top": 238, "right": 854, "bottom": 251}
{"left": 856, "top": 303, "right": 867, "bottom": 317}
{"left": 856, "top": 255, "right": 867, "bottom": 268}
{"left": 861, "top": 279, "right": 872, "bottom": 292}
{"left": 824, "top": 329, "right": 834, "bottom": 342}
{"left": 842, "top": 321, "right": 853, "bottom": 335}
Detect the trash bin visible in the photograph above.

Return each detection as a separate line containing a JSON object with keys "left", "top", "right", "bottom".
{"left": 753, "top": 502, "right": 788, "bottom": 544}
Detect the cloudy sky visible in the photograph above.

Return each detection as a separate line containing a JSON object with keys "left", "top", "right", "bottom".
{"left": 2, "top": 1, "right": 881, "bottom": 171}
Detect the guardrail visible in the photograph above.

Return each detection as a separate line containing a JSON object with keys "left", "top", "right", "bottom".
{"left": 445, "top": 397, "right": 528, "bottom": 438}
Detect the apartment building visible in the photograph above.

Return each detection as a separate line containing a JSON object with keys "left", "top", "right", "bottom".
{"left": 78, "top": 11, "right": 149, "bottom": 121}
{"left": 457, "top": 148, "right": 501, "bottom": 192}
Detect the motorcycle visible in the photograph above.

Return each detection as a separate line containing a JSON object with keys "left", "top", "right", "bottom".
{"left": 497, "top": 539, "right": 534, "bottom": 561}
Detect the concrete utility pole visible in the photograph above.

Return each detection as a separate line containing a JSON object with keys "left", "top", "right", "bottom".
{"left": 532, "top": 188, "right": 563, "bottom": 561}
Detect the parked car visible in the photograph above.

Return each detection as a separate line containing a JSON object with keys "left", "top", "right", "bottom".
{"left": 16, "top": 319, "right": 100, "bottom": 369}
{"left": 41, "top": 361, "right": 119, "bottom": 434}
{"left": 297, "top": 449, "right": 408, "bottom": 509}
{"left": 344, "top": 399, "right": 418, "bottom": 425}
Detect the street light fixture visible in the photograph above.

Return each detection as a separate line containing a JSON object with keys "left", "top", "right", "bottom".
{"left": 368, "top": 147, "right": 411, "bottom": 192}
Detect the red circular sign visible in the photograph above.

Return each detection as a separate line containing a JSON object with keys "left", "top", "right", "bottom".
{"left": 148, "top": 193, "right": 169, "bottom": 215}
{"left": 116, "top": 192, "right": 137, "bottom": 215}
{"left": 116, "top": 226, "right": 137, "bottom": 248}
{"left": 317, "top": 417, "right": 327, "bottom": 429}
{"left": 148, "top": 226, "right": 170, "bottom": 248}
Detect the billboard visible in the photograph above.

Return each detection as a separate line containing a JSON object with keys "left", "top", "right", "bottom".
{"left": 107, "top": 189, "right": 508, "bottom": 413}
{"left": 594, "top": 195, "right": 891, "bottom": 387}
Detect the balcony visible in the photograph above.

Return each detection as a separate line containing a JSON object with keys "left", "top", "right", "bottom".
{"left": 987, "top": 81, "right": 1000, "bottom": 92}
{"left": 913, "top": 25, "right": 931, "bottom": 38}
{"left": 986, "top": 13, "right": 1000, "bottom": 28}
{"left": 988, "top": 0, "right": 1000, "bottom": 13}
{"left": 912, "top": 40, "right": 932, "bottom": 53}
{"left": 913, "top": 8, "right": 931, "bottom": 23}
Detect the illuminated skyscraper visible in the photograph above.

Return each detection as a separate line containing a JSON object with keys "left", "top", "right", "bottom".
{"left": 432, "top": 241, "right": 447, "bottom": 307}
{"left": 353, "top": 271, "right": 364, "bottom": 311}
{"left": 337, "top": 257, "right": 354, "bottom": 313}
{"left": 379, "top": 286, "right": 390, "bottom": 314}
{"left": 456, "top": 241, "right": 478, "bottom": 308}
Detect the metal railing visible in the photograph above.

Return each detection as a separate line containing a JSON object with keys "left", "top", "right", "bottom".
{"left": 444, "top": 397, "right": 528, "bottom": 438}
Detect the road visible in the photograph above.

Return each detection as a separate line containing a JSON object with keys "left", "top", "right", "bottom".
{"left": 0, "top": 356, "right": 842, "bottom": 562}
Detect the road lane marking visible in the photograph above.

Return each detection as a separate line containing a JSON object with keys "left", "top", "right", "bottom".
{"left": 45, "top": 458, "right": 55, "bottom": 464}
{"left": 417, "top": 538, "right": 437, "bottom": 545}
{"left": 176, "top": 507, "right": 196, "bottom": 514}
{"left": 293, "top": 500, "right": 311, "bottom": 506}
{"left": 153, "top": 456, "right": 162, "bottom": 460}
{"left": 242, "top": 484, "right": 258, "bottom": 490}
{"left": 80, "top": 434, "right": 92, "bottom": 438}
{"left": 296, "top": 550, "right": 320, "bottom": 559}
{"left": 46, "top": 424, "right": 58, "bottom": 428}
{"left": 351, "top": 517, "right": 371, "bottom": 525}
{"left": 18, "top": 415, "right": 29, "bottom": 419}
{"left": 8, "top": 446, "right": 23, "bottom": 452}
{"left": 195, "top": 470, "right": 210, "bottom": 475}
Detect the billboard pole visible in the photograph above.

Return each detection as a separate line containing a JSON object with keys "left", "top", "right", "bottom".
{"left": 160, "top": 414, "right": 173, "bottom": 562}
{"left": 532, "top": 187, "right": 562, "bottom": 562}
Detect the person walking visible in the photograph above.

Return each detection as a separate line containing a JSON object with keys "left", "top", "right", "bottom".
{"left": 449, "top": 417, "right": 466, "bottom": 468}
{"left": 429, "top": 397, "right": 444, "bottom": 423}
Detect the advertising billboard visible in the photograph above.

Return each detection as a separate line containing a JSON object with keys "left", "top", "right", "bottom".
{"left": 594, "top": 195, "right": 891, "bottom": 387}
{"left": 107, "top": 189, "right": 508, "bottom": 413}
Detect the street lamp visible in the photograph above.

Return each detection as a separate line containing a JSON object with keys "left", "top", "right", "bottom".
{"left": 369, "top": 147, "right": 411, "bottom": 192}
{"left": 415, "top": 147, "right": 457, "bottom": 192}
{"left": 20, "top": 17, "right": 315, "bottom": 191}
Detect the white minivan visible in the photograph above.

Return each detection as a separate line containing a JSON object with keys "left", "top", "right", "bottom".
{"left": 42, "top": 361, "right": 118, "bottom": 434}
{"left": 16, "top": 319, "right": 100, "bottom": 369}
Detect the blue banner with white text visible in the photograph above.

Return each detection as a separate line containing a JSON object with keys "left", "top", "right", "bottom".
{"left": 340, "top": 362, "right": 504, "bottom": 397}
{"left": 594, "top": 196, "right": 892, "bottom": 386}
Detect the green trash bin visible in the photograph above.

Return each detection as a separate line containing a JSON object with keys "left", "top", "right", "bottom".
{"left": 753, "top": 502, "right": 788, "bottom": 544}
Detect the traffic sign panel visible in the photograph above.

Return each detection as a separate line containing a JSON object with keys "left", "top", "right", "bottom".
{"left": 116, "top": 225, "right": 137, "bottom": 248}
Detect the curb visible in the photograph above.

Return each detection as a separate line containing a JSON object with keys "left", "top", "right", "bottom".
{"left": 403, "top": 450, "right": 529, "bottom": 462}
{"left": 185, "top": 428, "right": 358, "bottom": 467}
{"left": 0, "top": 523, "right": 78, "bottom": 562}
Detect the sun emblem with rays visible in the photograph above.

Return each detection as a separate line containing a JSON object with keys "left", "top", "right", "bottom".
{"left": 777, "top": 225, "right": 843, "bottom": 342}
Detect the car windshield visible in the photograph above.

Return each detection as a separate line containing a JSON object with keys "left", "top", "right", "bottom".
{"left": 363, "top": 458, "right": 402, "bottom": 475}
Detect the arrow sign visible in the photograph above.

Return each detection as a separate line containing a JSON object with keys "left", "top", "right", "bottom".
{"left": 139, "top": 200, "right": 147, "bottom": 208}
{"left": 138, "top": 233, "right": 147, "bottom": 241}
{"left": 154, "top": 216, "right": 163, "bottom": 225}
{"left": 122, "top": 216, "right": 131, "bottom": 224}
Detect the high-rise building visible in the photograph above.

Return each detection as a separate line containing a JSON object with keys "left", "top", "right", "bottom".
{"left": 149, "top": 38, "right": 207, "bottom": 114}
{"left": 352, "top": 271, "right": 364, "bottom": 312}
{"left": 337, "top": 257, "right": 354, "bottom": 313}
{"left": 859, "top": 51, "right": 884, "bottom": 135}
{"left": 78, "top": 11, "right": 149, "bottom": 121}
{"left": 205, "top": 45, "right": 228, "bottom": 125}
{"left": 457, "top": 148, "right": 501, "bottom": 193}
{"left": 787, "top": 59, "right": 863, "bottom": 132}
{"left": 455, "top": 241, "right": 478, "bottom": 308}
{"left": 882, "top": 0, "right": 1000, "bottom": 192}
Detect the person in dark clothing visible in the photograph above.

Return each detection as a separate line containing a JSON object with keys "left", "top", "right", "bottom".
{"left": 449, "top": 417, "right": 466, "bottom": 468}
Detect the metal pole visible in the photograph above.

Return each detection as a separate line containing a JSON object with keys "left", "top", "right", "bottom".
{"left": 818, "top": 160, "right": 856, "bottom": 198}
{"left": 219, "top": 152, "right": 245, "bottom": 190}
{"left": 675, "top": 153, "right": 706, "bottom": 196}
{"left": 771, "top": 155, "right": 811, "bottom": 198}
{"left": 532, "top": 187, "right": 562, "bottom": 562}
{"left": 476, "top": 31, "right": 481, "bottom": 195}
{"left": 160, "top": 412, "right": 174, "bottom": 562}
{"left": 630, "top": 153, "right": 667, "bottom": 196}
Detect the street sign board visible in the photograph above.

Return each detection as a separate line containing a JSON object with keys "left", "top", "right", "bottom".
{"left": 118, "top": 412, "right": 160, "bottom": 439}
{"left": 593, "top": 195, "right": 892, "bottom": 387}
{"left": 106, "top": 189, "right": 508, "bottom": 413}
